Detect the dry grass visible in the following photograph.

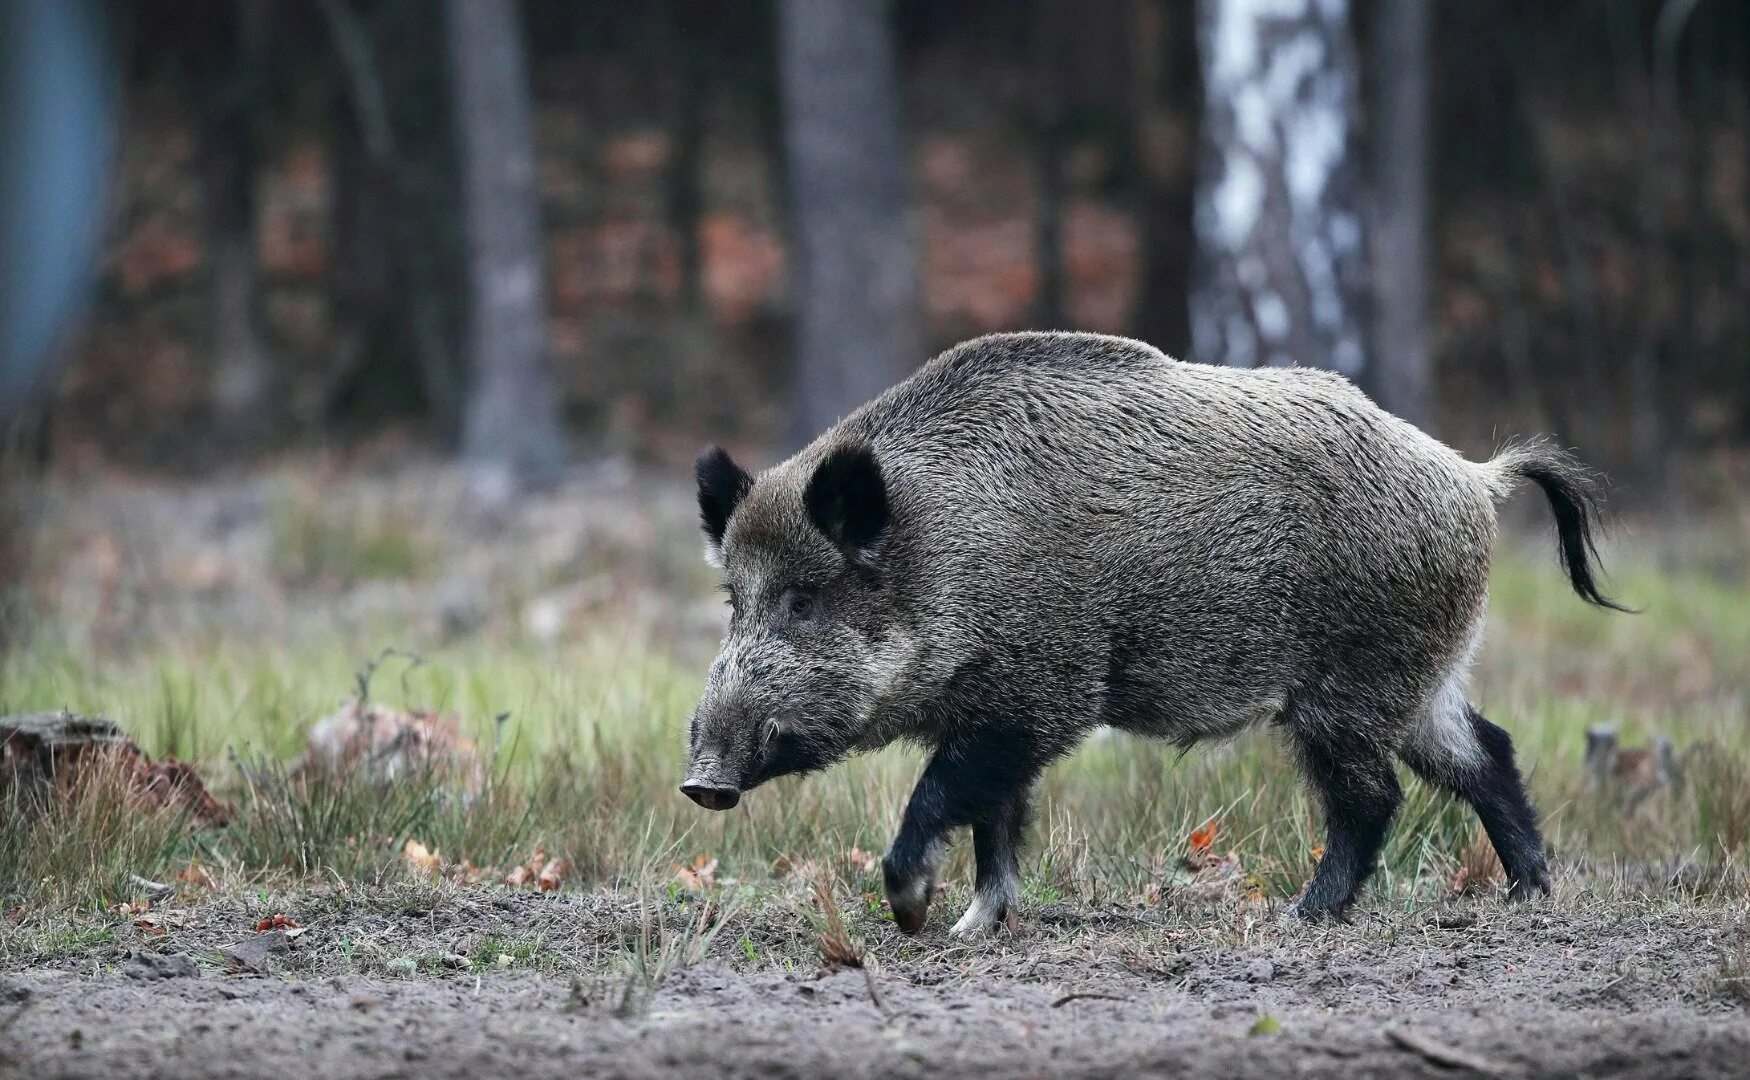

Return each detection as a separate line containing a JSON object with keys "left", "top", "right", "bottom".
{"left": 1, "top": 481, "right": 1747, "bottom": 993}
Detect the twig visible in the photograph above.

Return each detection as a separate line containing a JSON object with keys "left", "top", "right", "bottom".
{"left": 1385, "top": 1026, "right": 1512, "bottom": 1075}
{"left": 861, "top": 965, "right": 893, "bottom": 1021}
{"left": 1051, "top": 992, "right": 1129, "bottom": 1008}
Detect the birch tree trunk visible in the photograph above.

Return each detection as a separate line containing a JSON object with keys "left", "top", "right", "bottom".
{"left": 1368, "top": 0, "right": 1432, "bottom": 427}
{"left": 778, "top": 0, "right": 921, "bottom": 446}
{"left": 447, "top": 0, "right": 566, "bottom": 480}
{"left": 1191, "top": 0, "right": 1369, "bottom": 378}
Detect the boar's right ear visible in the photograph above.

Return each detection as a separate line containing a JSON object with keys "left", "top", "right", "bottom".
{"left": 804, "top": 443, "right": 888, "bottom": 568}
{"left": 696, "top": 446, "right": 752, "bottom": 565}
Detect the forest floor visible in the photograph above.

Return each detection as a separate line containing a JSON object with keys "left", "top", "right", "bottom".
{"left": 3, "top": 463, "right": 1749, "bottom": 1077}
{"left": 4, "top": 886, "right": 1750, "bottom": 1078}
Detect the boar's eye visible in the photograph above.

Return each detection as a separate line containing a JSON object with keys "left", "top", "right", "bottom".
{"left": 719, "top": 583, "right": 739, "bottom": 614}
{"left": 787, "top": 591, "right": 817, "bottom": 620}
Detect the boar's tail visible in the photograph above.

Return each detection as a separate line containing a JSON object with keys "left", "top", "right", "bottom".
{"left": 1482, "top": 439, "right": 1633, "bottom": 612}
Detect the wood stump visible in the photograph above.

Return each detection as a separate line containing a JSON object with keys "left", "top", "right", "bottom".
{"left": 1, "top": 711, "right": 229, "bottom": 827}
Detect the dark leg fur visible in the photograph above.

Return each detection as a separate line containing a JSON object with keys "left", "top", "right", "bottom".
{"left": 1288, "top": 712, "right": 1404, "bottom": 920}
{"left": 1401, "top": 705, "right": 1551, "bottom": 899}
{"left": 883, "top": 737, "right": 1047, "bottom": 935}
{"left": 957, "top": 787, "right": 1031, "bottom": 935}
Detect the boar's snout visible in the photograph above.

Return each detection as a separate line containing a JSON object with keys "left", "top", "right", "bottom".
{"left": 679, "top": 780, "right": 741, "bottom": 811}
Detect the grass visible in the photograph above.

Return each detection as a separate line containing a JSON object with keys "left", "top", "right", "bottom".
{"left": 1, "top": 527, "right": 1747, "bottom": 983}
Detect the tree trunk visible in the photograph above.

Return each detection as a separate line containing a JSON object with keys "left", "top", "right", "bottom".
{"left": 203, "top": 0, "right": 273, "bottom": 444}
{"left": 778, "top": 0, "right": 921, "bottom": 446}
{"left": 1366, "top": 0, "right": 1432, "bottom": 427}
{"left": 1191, "top": 0, "right": 1369, "bottom": 377}
{"left": 1031, "top": 0, "right": 1066, "bottom": 329}
{"left": 446, "top": 0, "right": 566, "bottom": 480}
{"left": 1132, "top": 0, "right": 1198, "bottom": 357}
{"left": 664, "top": 0, "right": 708, "bottom": 316}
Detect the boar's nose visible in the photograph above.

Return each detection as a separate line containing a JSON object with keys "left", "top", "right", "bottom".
{"left": 680, "top": 782, "right": 741, "bottom": 811}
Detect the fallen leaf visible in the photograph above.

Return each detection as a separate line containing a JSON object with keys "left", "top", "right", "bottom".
{"left": 133, "top": 917, "right": 166, "bottom": 938}
{"left": 402, "top": 839, "right": 441, "bottom": 875}
{"left": 450, "top": 860, "right": 487, "bottom": 886}
{"left": 674, "top": 853, "right": 718, "bottom": 891}
{"left": 112, "top": 901, "right": 150, "bottom": 917}
{"left": 175, "top": 864, "right": 216, "bottom": 890}
{"left": 253, "top": 914, "right": 299, "bottom": 933}
{"left": 843, "top": 847, "right": 880, "bottom": 874}
{"left": 536, "top": 858, "right": 565, "bottom": 893}
{"left": 503, "top": 847, "right": 557, "bottom": 889}
{"left": 1188, "top": 818, "right": 1219, "bottom": 855}
{"left": 1248, "top": 1015, "right": 1282, "bottom": 1036}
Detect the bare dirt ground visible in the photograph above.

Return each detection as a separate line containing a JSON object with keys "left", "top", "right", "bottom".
{"left": 5, "top": 895, "right": 1749, "bottom": 1079}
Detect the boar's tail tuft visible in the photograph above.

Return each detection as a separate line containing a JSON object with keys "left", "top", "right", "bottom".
{"left": 1482, "top": 439, "right": 1633, "bottom": 613}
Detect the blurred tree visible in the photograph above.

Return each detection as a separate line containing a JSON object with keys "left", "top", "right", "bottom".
{"left": 778, "top": 0, "right": 921, "bottom": 445}
{"left": 200, "top": 0, "right": 274, "bottom": 445}
{"left": 661, "top": 0, "right": 709, "bottom": 317}
{"left": 1366, "top": 0, "right": 1431, "bottom": 427}
{"left": 321, "top": 0, "right": 465, "bottom": 435}
{"left": 1190, "top": 0, "right": 1369, "bottom": 377}
{"left": 446, "top": 0, "right": 567, "bottom": 480}
{"left": 1131, "top": 0, "right": 1198, "bottom": 357}
{"left": 1031, "top": 0, "right": 1066, "bottom": 329}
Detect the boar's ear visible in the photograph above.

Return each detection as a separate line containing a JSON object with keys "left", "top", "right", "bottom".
{"left": 804, "top": 443, "right": 888, "bottom": 566}
{"left": 696, "top": 446, "right": 753, "bottom": 565}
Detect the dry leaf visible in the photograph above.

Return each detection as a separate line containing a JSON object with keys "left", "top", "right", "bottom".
{"left": 401, "top": 839, "right": 441, "bottom": 874}
{"left": 1188, "top": 818, "right": 1219, "bottom": 855}
{"left": 675, "top": 853, "right": 718, "bottom": 891}
{"left": 1451, "top": 830, "right": 1504, "bottom": 896}
{"left": 536, "top": 858, "right": 565, "bottom": 893}
{"left": 450, "top": 859, "right": 487, "bottom": 886}
{"left": 504, "top": 864, "right": 533, "bottom": 888}
{"left": 843, "top": 847, "right": 880, "bottom": 874}
{"left": 175, "top": 863, "right": 216, "bottom": 890}
{"left": 254, "top": 914, "right": 299, "bottom": 933}
{"left": 112, "top": 901, "right": 150, "bottom": 917}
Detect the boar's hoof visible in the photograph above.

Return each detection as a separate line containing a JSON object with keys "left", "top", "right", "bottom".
{"left": 890, "top": 899, "right": 928, "bottom": 935}
{"left": 947, "top": 890, "right": 1018, "bottom": 938}
{"left": 1506, "top": 872, "right": 1551, "bottom": 901}
{"left": 1279, "top": 898, "right": 1348, "bottom": 924}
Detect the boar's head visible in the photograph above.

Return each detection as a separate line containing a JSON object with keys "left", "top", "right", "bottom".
{"left": 681, "top": 441, "right": 904, "bottom": 810}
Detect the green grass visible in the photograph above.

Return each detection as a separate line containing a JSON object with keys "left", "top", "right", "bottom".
{"left": 2, "top": 534, "right": 1747, "bottom": 925}
{"left": 268, "top": 483, "right": 434, "bottom": 588}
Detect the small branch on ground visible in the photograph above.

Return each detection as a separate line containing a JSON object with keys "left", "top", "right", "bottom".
{"left": 1051, "top": 992, "right": 1130, "bottom": 1008}
{"left": 1385, "top": 1026, "right": 1513, "bottom": 1076}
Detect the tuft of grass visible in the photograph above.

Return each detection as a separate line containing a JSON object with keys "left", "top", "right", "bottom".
{"left": 0, "top": 757, "right": 196, "bottom": 911}
{"left": 0, "top": 534, "right": 1746, "bottom": 925}
{"left": 268, "top": 487, "right": 433, "bottom": 588}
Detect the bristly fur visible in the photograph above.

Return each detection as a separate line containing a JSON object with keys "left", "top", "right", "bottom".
{"left": 684, "top": 331, "right": 1621, "bottom": 934}
{"left": 695, "top": 446, "right": 753, "bottom": 562}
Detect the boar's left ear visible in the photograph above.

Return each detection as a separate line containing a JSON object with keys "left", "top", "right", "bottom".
{"left": 697, "top": 446, "right": 753, "bottom": 565}
{"left": 804, "top": 442, "right": 888, "bottom": 567}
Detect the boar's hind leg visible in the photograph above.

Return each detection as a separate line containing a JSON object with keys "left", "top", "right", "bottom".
{"left": 1285, "top": 704, "right": 1403, "bottom": 920}
{"left": 1399, "top": 704, "right": 1551, "bottom": 900}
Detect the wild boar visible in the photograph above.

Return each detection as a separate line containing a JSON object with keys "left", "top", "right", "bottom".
{"left": 681, "top": 331, "right": 1624, "bottom": 935}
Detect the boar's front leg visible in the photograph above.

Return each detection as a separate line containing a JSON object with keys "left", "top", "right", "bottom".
{"left": 951, "top": 789, "right": 1030, "bottom": 937}
{"left": 883, "top": 737, "right": 1042, "bottom": 936}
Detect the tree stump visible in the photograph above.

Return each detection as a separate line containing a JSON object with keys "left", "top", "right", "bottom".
{"left": 1, "top": 711, "right": 230, "bottom": 827}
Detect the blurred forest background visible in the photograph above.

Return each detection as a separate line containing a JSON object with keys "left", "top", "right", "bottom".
{"left": 5, "top": 0, "right": 1750, "bottom": 502}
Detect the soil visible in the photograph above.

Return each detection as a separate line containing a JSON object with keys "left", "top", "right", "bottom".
{"left": 4, "top": 901, "right": 1748, "bottom": 1078}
